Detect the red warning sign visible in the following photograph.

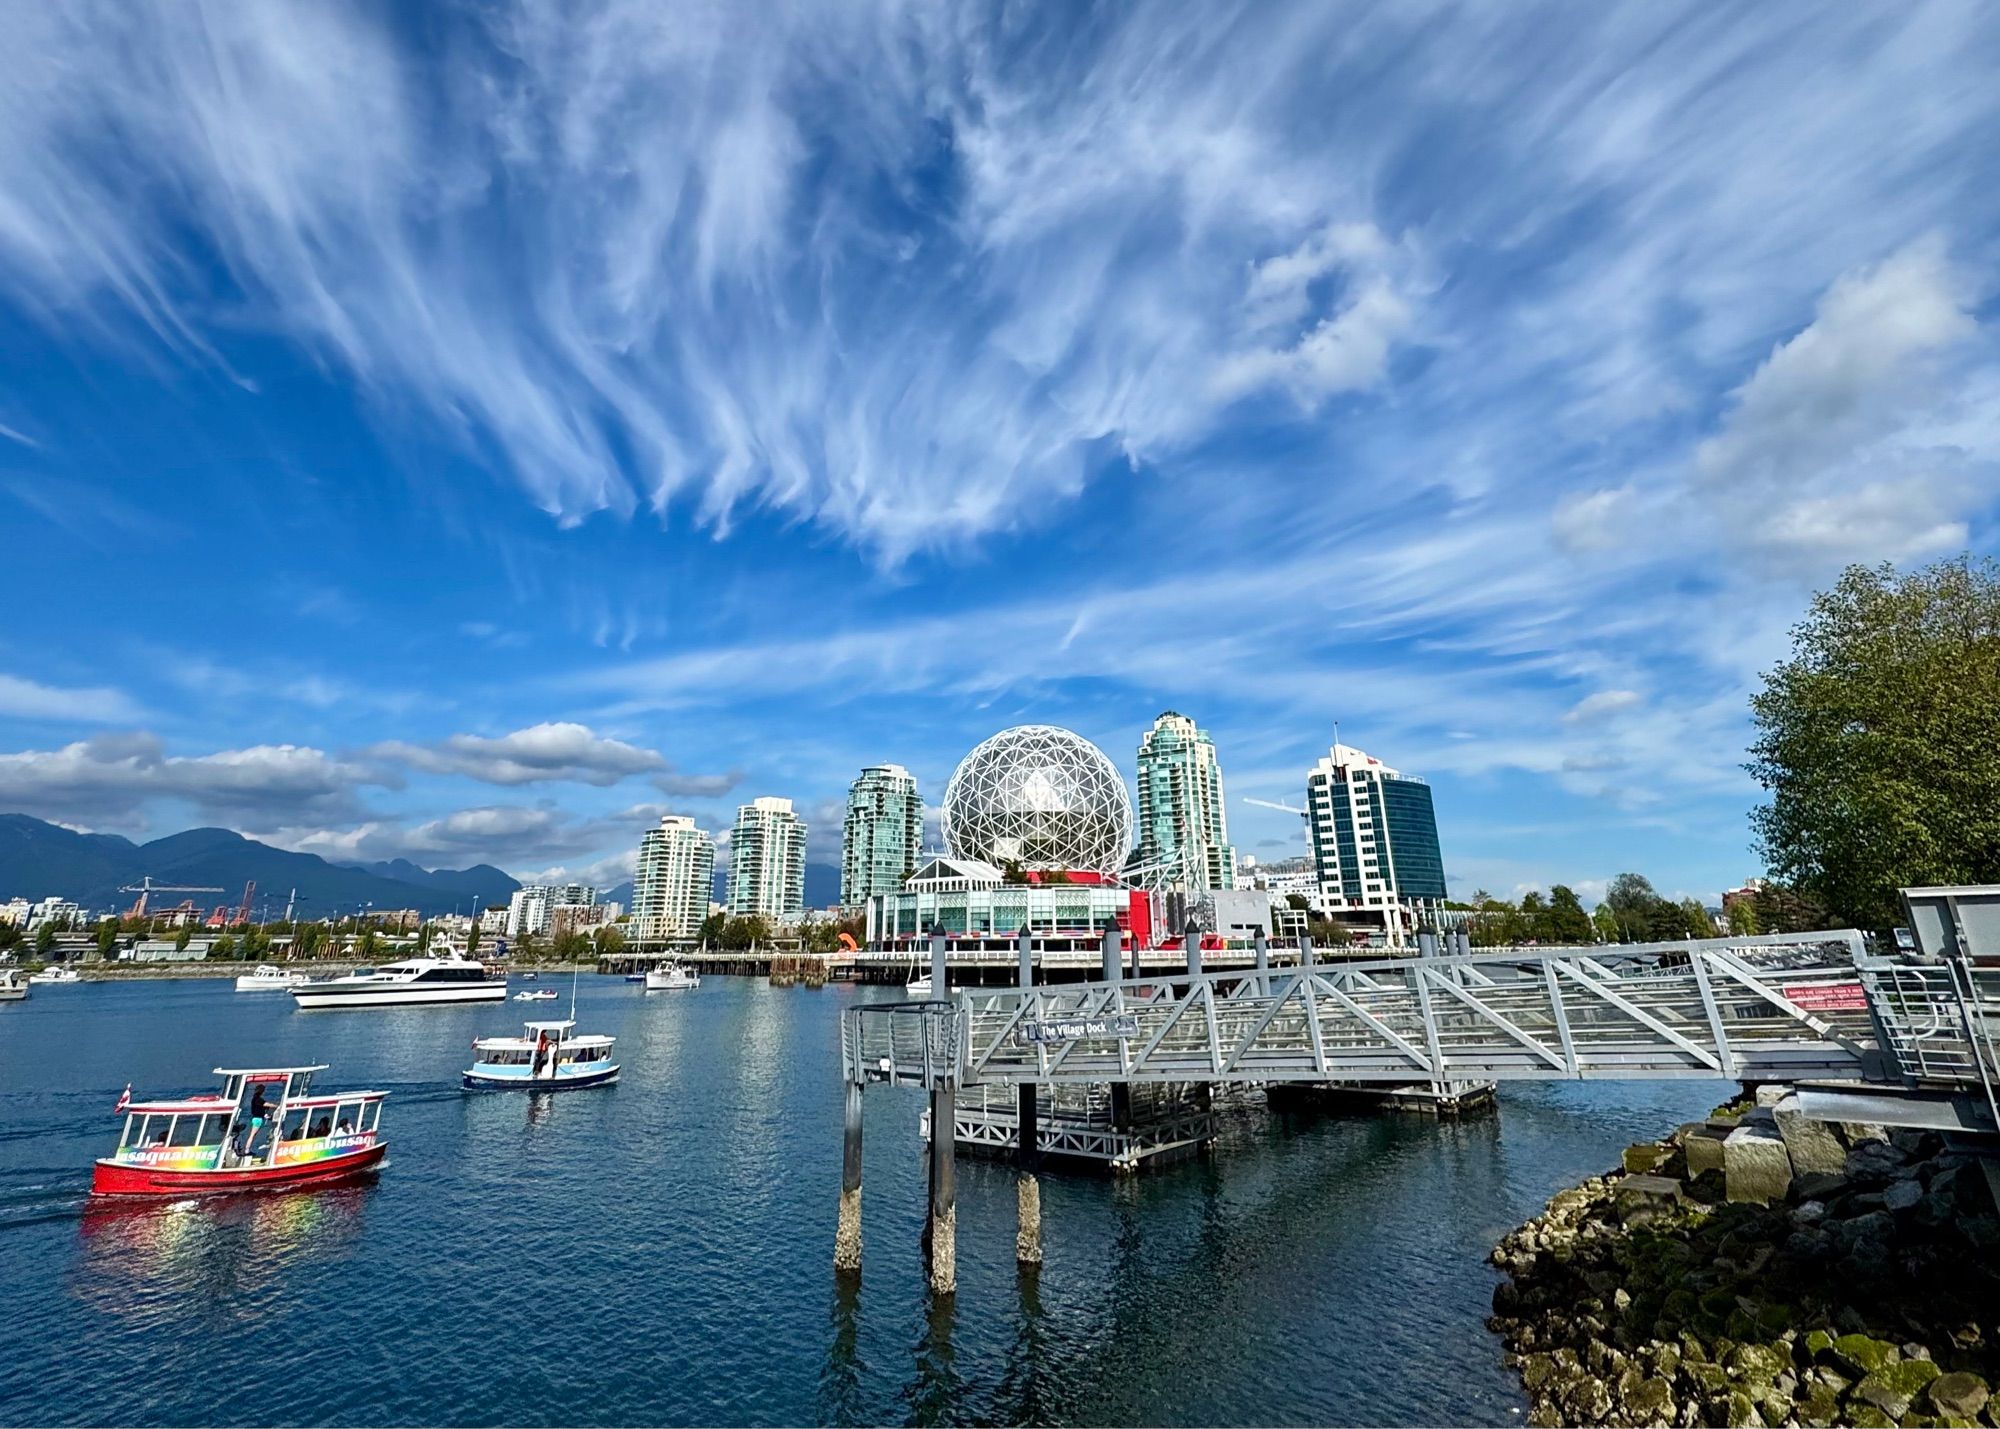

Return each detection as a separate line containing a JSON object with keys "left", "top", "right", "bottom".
{"left": 1782, "top": 982, "right": 1867, "bottom": 1012}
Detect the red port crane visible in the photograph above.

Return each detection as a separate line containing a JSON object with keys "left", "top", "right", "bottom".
{"left": 120, "top": 877, "right": 225, "bottom": 920}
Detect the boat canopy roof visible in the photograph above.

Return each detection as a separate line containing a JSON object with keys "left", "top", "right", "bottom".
{"left": 523, "top": 1019, "right": 577, "bottom": 1031}
{"left": 123, "top": 1097, "right": 236, "bottom": 1115}
{"left": 278, "top": 1091, "right": 390, "bottom": 1109}
{"left": 212, "top": 1064, "right": 329, "bottom": 1077}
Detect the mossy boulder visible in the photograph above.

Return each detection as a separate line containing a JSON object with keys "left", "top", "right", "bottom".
{"left": 1795, "top": 1383, "right": 1843, "bottom": 1428}
{"left": 1854, "top": 1358, "right": 1942, "bottom": 1420}
{"left": 1803, "top": 1328, "right": 1835, "bottom": 1359}
{"left": 1727, "top": 1342, "right": 1790, "bottom": 1384}
{"left": 1722, "top": 1388, "right": 1764, "bottom": 1426}
{"left": 1845, "top": 1404, "right": 1895, "bottom": 1428}
{"left": 1831, "top": 1333, "right": 1900, "bottom": 1377}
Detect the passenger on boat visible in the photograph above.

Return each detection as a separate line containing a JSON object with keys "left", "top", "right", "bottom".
{"left": 336, "top": 1116, "right": 352, "bottom": 1135}
{"left": 312, "top": 1117, "right": 330, "bottom": 1137}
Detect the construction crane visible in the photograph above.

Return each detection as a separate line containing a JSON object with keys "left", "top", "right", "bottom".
{"left": 120, "top": 877, "right": 225, "bottom": 920}
{"left": 234, "top": 881, "right": 256, "bottom": 927}
{"left": 1243, "top": 796, "right": 1308, "bottom": 818}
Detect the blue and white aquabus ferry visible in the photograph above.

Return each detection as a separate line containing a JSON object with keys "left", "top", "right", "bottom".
{"left": 463, "top": 1020, "right": 618, "bottom": 1091}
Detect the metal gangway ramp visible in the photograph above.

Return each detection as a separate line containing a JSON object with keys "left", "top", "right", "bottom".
{"left": 849, "top": 931, "right": 1885, "bottom": 1092}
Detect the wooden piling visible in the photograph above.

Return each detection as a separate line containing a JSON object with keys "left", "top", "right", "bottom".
{"left": 928, "top": 1082, "right": 956, "bottom": 1295}
{"left": 1016, "top": 1082, "right": 1042, "bottom": 1265}
{"left": 835, "top": 1078, "right": 863, "bottom": 1273}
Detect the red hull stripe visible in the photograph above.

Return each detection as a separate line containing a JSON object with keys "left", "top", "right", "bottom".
{"left": 90, "top": 1143, "right": 387, "bottom": 1197}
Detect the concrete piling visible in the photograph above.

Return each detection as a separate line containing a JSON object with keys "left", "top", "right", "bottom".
{"left": 1185, "top": 920, "right": 1203, "bottom": 978}
{"left": 1252, "top": 928, "right": 1269, "bottom": 995}
{"left": 835, "top": 1078, "right": 863, "bottom": 1273}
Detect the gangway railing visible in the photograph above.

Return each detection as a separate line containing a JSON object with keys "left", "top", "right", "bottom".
{"left": 846, "top": 932, "right": 1890, "bottom": 1091}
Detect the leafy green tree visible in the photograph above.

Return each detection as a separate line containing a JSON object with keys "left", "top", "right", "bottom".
{"left": 1518, "top": 891, "right": 1550, "bottom": 943}
{"left": 513, "top": 930, "right": 540, "bottom": 962}
{"left": 1750, "top": 882, "right": 1833, "bottom": 935}
{"left": 356, "top": 930, "right": 381, "bottom": 962}
{"left": 0, "top": 923, "right": 19, "bottom": 953}
{"left": 698, "top": 912, "right": 727, "bottom": 946}
{"left": 1592, "top": 904, "right": 1620, "bottom": 943}
{"left": 1546, "top": 886, "right": 1595, "bottom": 944}
{"left": 95, "top": 919, "right": 119, "bottom": 960}
{"left": 593, "top": 925, "right": 627, "bottom": 957}
{"left": 552, "top": 930, "right": 592, "bottom": 962}
{"left": 34, "top": 922, "right": 57, "bottom": 958}
{"left": 1749, "top": 556, "right": 2000, "bottom": 930}
{"left": 1726, "top": 899, "right": 1761, "bottom": 936}
{"left": 210, "top": 934, "right": 237, "bottom": 961}
{"left": 173, "top": 925, "right": 192, "bottom": 952}
{"left": 468, "top": 921, "right": 483, "bottom": 956}
{"left": 1678, "top": 897, "right": 1716, "bottom": 940}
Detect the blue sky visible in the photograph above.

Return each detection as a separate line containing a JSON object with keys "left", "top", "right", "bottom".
{"left": 2, "top": 3, "right": 1998, "bottom": 903}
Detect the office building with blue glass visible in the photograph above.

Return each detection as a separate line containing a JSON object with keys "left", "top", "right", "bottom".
{"left": 1304, "top": 742, "right": 1446, "bottom": 945}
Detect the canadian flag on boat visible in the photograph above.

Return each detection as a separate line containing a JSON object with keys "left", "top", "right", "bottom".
{"left": 113, "top": 1084, "right": 131, "bottom": 1113}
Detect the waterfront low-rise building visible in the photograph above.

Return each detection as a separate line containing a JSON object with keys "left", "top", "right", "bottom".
{"left": 865, "top": 857, "right": 1151, "bottom": 947}
{"left": 129, "top": 938, "right": 213, "bottom": 962}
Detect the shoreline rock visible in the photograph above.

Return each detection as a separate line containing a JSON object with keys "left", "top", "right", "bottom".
{"left": 1489, "top": 1091, "right": 2000, "bottom": 1427}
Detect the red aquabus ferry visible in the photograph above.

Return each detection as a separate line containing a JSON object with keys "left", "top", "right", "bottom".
{"left": 91, "top": 1064, "right": 388, "bottom": 1197}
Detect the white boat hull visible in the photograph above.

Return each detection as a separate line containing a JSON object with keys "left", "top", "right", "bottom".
{"left": 235, "top": 977, "right": 306, "bottom": 992}
{"left": 292, "top": 982, "right": 507, "bottom": 1009}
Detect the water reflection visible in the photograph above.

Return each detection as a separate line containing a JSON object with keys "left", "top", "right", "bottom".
{"left": 818, "top": 1274, "right": 866, "bottom": 1426}
{"left": 73, "top": 1182, "right": 374, "bottom": 1322}
{"left": 903, "top": 1290, "right": 962, "bottom": 1427}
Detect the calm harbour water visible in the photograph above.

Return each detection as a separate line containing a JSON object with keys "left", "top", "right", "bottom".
{"left": 0, "top": 976, "right": 1723, "bottom": 1426}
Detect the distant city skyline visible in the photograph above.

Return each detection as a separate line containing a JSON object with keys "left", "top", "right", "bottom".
{"left": 2, "top": 6, "right": 1996, "bottom": 908}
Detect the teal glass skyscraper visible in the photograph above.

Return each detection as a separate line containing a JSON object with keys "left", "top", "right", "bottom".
{"left": 840, "top": 763, "right": 922, "bottom": 904}
{"left": 1132, "top": 711, "right": 1236, "bottom": 889}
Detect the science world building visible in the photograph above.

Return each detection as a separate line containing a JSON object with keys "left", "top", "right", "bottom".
{"left": 940, "top": 724, "right": 1133, "bottom": 873}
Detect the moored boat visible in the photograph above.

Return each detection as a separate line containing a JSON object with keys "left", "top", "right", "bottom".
{"left": 464, "top": 1020, "right": 618, "bottom": 1090}
{"left": 513, "top": 988, "right": 558, "bottom": 1001}
{"left": 235, "top": 964, "right": 310, "bottom": 992}
{"left": 29, "top": 965, "right": 80, "bottom": 985}
{"left": 643, "top": 963, "right": 699, "bottom": 991}
{"left": 90, "top": 1065, "right": 388, "bottom": 1197}
{"left": 290, "top": 956, "right": 506, "bottom": 1009}
{"left": 0, "top": 968, "right": 28, "bottom": 1002}
{"left": 905, "top": 971, "right": 933, "bottom": 998}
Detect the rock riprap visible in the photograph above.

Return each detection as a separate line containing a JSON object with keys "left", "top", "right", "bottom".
{"left": 1488, "top": 1091, "right": 2000, "bottom": 1428}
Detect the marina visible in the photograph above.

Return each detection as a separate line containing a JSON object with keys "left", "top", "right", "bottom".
{"left": 0, "top": 970, "right": 1726, "bottom": 1425}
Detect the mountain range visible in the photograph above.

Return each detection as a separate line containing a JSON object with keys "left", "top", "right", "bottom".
{"left": 0, "top": 813, "right": 519, "bottom": 918}
{"left": 1, "top": 812, "right": 847, "bottom": 921}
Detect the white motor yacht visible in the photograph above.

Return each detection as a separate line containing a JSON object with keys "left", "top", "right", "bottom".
{"left": 643, "top": 964, "right": 699, "bottom": 991}
{"left": 0, "top": 968, "right": 28, "bottom": 1002}
{"left": 28, "top": 965, "right": 80, "bottom": 985}
{"left": 290, "top": 956, "right": 507, "bottom": 1009}
{"left": 235, "top": 964, "right": 310, "bottom": 992}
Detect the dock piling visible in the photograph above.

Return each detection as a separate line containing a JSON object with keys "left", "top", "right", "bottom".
{"left": 928, "top": 1080, "right": 956, "bottom": 1294}
{"left": 835, "top": 1077, "right": 863, "bottom": 1273}
{"left": 1014, "top": 923, "right": 1042, "bottom": 1267}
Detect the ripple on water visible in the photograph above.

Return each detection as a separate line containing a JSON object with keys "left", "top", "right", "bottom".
{"left": 0, "top": 979, "right": 1726, "bottom": 1425}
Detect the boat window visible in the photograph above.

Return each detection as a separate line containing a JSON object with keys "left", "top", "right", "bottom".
{"left": 119, "top": 1113, "right": 136, "bottom": 1150}
{"left": 197, "top": 1114, "right": 227, "bottom": 1145}
{"left": 221, "top": 1076, "right": 242, "bottom": 1102}
{"left": 169, "top": 1115, "right": 203, "bottom": 1147}
{"left": 364, "top": 1101, "right": 381, "bottom": 1132}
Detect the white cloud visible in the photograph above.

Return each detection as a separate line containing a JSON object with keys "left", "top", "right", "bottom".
{"left": 368, "top": 722, "right": 665, "bottom": 786}
{"left": 0, "top": 732, "right": 385, "bottom": 829}
{"left": 0, "top": 674, "right": 144, "bottom": 724}
{"left": 1563, "top": 690, "right": 1643, "bottom": 724}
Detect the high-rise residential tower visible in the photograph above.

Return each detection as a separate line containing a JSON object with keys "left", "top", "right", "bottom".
{"left": 1304, "top": 742, "right": 1446, "bottom": 942}
{"left": 840, "top": 764, "right": 922, "bottom": 904}
{"left": 632, "top": 813, "right": 716, "bottom": 943}
{"left": 1132, "top": 711, "right": 1236, "bottom": 889}
{"left": 728, "top": 797, "right": 807, "bottom": 919}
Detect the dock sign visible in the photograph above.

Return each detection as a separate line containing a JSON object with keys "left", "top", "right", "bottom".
{"left": 1018, "top": 1014, "right": 1140, "bottom": 1045}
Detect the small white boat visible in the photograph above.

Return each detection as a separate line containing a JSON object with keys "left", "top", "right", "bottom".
{"left": 513, "top": 988, "right": 559, "bottom": 1001}
{"left": 235, "top": 964, "right": 310, "bottom": 992}
{"left": 643, "top": 964, "right": 699, "bottom": 991}
{"left": 0, "top": 969, "right": 28, "bottom": 1002}
{"left": 905, "top": 972, "right": 933, "bottom": 998}
{"left": 464, "top": 1020, "right": 618, "bottom": 1090}
{"left": 29, "top": 965, "right": 80, "bottom": 985}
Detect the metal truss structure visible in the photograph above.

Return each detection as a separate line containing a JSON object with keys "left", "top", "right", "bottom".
{"left": 939, "top": 724, "right": 1133, "bottom": 873}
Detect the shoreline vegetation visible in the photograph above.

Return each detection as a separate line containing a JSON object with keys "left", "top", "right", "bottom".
{"left": 1489, "top": 1089, "right": 2000, "bottom": 1427}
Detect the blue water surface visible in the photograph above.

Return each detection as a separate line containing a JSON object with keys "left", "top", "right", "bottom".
{"left": 0, "top": 977, "right": 1725, "bottom": 1426}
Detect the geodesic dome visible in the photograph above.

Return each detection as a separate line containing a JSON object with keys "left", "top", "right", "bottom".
{"left": 940, "top": 725, "right": 1134, "bottom": 873}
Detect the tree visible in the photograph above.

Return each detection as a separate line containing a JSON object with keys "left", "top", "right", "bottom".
{"left": 1518, "top": 891, "right": 1550, "bottom": 943}
{"left": 34, "top": 922, "right": 57, "bottom": 958}
{"left": 173, "top": 925, "right": 192, "bottom": 952}
{"left": 1284, "top": 893, "right": 1310, "bottom": 911}
{"left": 1546, "top": 886, "right": 1595, "bottom": 944}
{"left": 468, "top": 921, "right": 483, "bottom": 956}
{"left": 1678, "top": 897, "right": 1716, "bottom": 940}
{"left": 1592, "top": 904, "right": 1620, "bottom": 943}
{"left": 95, "top": 919, "right": 119, "bottom": 960}
{"left": 552, "top": 930, "right": 592, "bottom": 962}
{"left": 1751, "top": 882, "right": 1832, "bottom": 935}
{"left": 513, "top": 930, "right": 540, "bottom": 962}
{"left": 593, "top": 925, "right": 627, "bottom": 957}
{"left": 356, "top": 930, "right": 381, "bottom": 962}
{"left": 1727, "top": 899, "right": 1761, "bottom": 937}
{"left": 1749, "top": 556, "right": 2000, "bottom": 930}
{"left": 698, "top": 912, "right": 727, "bottom": 947}
{"left": 210, "top": 934, "right": 237, "bottom": 961}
